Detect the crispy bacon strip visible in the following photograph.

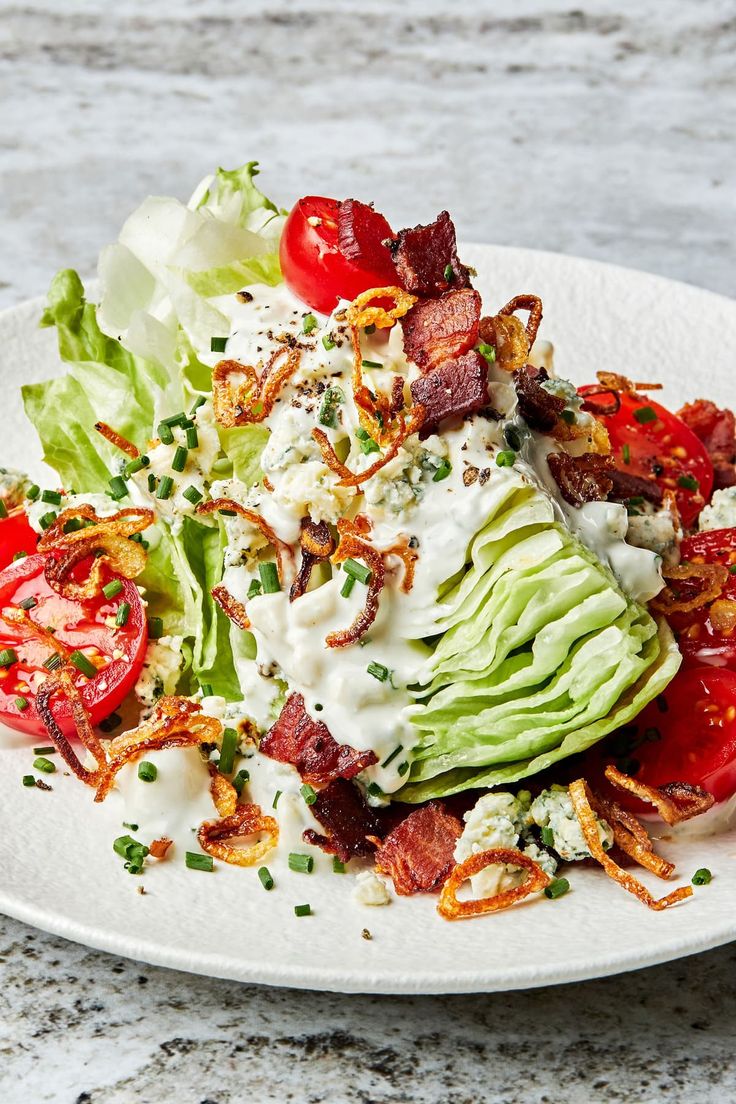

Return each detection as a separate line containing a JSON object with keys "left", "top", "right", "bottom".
{"left": 373, "top": 803, "right": 462, "bottom": 896}
{"left": 604, "top": 765, "right": 714, "bottom": 825}
{"left": 1, "top": 607, "right": 71, "bottom": 660}
{"left": 35, "top": 667, "right": 107, "bottom": 786}
{"left": 547, "top": 452, "right": 614, "bottom": 507}
{"left": 345, "top": 286, "right": 417, "bottom": 330}
{"left": 569, "top": 779, "right": 692, "bottom": 911}
{"left": 410, "top": 350, "right": 489, "bottom": 439}
{"left": 196, "top": 498, "right": 293, "bottom": 583}
{"left": 303, "top": 777, "right": 383, "bottom": 861}
{"left": 212, "top": 344, "right": 301, "bottom": 427}
{"left": 608, "top": 469, "right": 664, "bottom": 506}
{"left": 211, "top": 584, "right": 250, "bottom": 630}
{"left": 38, "top": 505, "right": 153, "bottom": 600}
{"left": 388, "top": 211, "right": 470, "bottom": 297}
{"left": 94, "top": 421, "right": 139, "bottom": 459}
{"left": 95, "top": 697, "right": 222, "bottom": 802}
{"left": 402, "top": 289, "right": 481, "bottom": 373}
{"left": 198, "top": 805, "right": 279, "bottom": 867}
{"left": 649, "top": 562, "right": 728, "bottom": 615}
{"left": 679, "top": 399, "right": 736, "bottom": 490}
{"left": 327, "top": 519, "right": 385, "bottom": 647}
{"left": 261, "top": 692, "right": 377, "bottom": 782}
{"left": 437, "top": 847, "right": 552, "bottom": 920}
{"left": 290, "top": 518, "right": 336, "bottom": 602}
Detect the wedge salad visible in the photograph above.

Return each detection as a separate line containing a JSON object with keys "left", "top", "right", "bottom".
{"left": 2, "top": 162, "right": 736, "bottom": 919}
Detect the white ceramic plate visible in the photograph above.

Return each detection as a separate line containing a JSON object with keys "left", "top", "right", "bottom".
{"left": 2, "top": 245, "right": 736, "bottom": 995}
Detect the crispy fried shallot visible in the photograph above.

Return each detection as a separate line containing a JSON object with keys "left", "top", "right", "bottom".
{"left": 478, "top": 312, "right": 529, "bottom": 374}
{"left": 604, "top": 765, "right": 714, "bottom": 825}
{"left": 345, "top": 286, "right": 417, "bottom": 330}
{"left": 327, "top": 518, "right": 385, "bottom": 647}
{"left": 211, "top": 584, "right": 250, "bottom": 630}
{"left": 149, "top": 837, "right": 173, "bottom": 860}
{"left": 437, "top": 847, "right": 551, "bottom": 920}
{"left": 196, "top": 498, "right": 293, "bottom": 584}
{"left": 94, "top": 421, "right": 140, "bottom": 459}
{"left": 709, "top": 599, "right": 736, "bottom": 634}
{"left": 569, "top": 779, "right": 692, "bottom": 911}
{"left": 209, "top": 763, "right": 238, "bottom": 817}
{"left": 312, "top": 410, "right": 425, "bottom": 488}
{"left": 593, "top": 795, "right": 675, "bottom": 879}
{"left": 649, "top": 562, "right": 728, "bottom": 615}
{"left": 211, "top": 344, "right": 302, "bottom": 427}
{"left": 35, "top": 667, "right": 107, "bottom": 786}
{"left": 198, "top": 804, "right": 279, "bottom": 867}
{"left": 38, "top": 505, "right": 153, "bottom": 600}
{"left": 498, "top": 294, "right": 544, "bottom": 345}
{"left": 290, "top": 518, "right": 336, "bottom": 601}
{"left": 1, "top": 607, "right": 71, "bottom": 660}
{"left": 381, "top": 534, "right": 418, "bottom": 593}
{"left": 95, "top": 697, "right": 222, "bottom": 802}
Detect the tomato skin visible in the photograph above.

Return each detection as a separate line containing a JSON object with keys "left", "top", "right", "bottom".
{"left": 579, "top": 389, "right": 714, "bottom": 527}
{"left": 279, "top": 196, "right": 397, "bottom": 314}
{"left": 0, "top": 553, "right": 147, "bottom": 737}
{"left": 0, "top": 510, "right": 38, "bottom": 569}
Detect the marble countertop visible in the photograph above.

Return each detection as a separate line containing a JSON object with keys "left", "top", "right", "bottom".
{"left": 1, "top": 1, "right": 735, "bottom": 1100}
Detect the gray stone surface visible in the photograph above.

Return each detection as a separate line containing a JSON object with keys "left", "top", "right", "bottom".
{"left": 1, "top": 1, "right": 735, "bottom": 1100}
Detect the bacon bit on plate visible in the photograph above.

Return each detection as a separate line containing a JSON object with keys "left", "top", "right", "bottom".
{"left": 211, "top": 584, "right": 250, "bottom": 630}
{"left": 211, "top": 344, "right": 302, "bottom": 427}
{"left": 260, "top": 692, "right": 378, "bottom": 782}
{"left": 344, "top": 286, "right": 417, "bottom": 330}
{"left": 38, "top": 505, "right": 153, "bottom": 601}
{"left": 478, "top": 312, "right": 529, "bottom": 374}
{"left": 302, "top": 777, "right": 384, "bottom": 862}
{"left": 35, "top": 666, "right": 108, "bottom": 787}
{"left": 402, "top": 288, "right": 481, "bottom": 373}
{"left": 437, "top": 847, "right": 552, "bottom": 920}
{"left": 373, "top": 802, "right": 462, "bottom": 896}
{"left": 604, "top": 765, "right": 715, "bottom": 825}
{"left": 512, "top": 365, "right": 566, "bottom": 433}
{"left": 547, "top": 451, "right": 614, "bottom": 507}
{"left": 94, "top": 697, "right": 223, "bottom": 802}
{"left": 326, "top": 518, "right": 386, "bottom": 647}
{"left": 196, "top": 498, "right": 293, "bottom": 584}
{"left": 608, "top": 468, "right": 664, "bottom": 506}
{"left": 198, "top": 804, "right": 279, "bottom": 867}
{"left": 149, "top": 837, "right": 173, "bottom": 860}
{"left": 94, "top": 421, "right": 139, "bottom": 459}
{"left": 568, "top": 778, "right": 693, "bottom": 911}
{"left": 389, "top": 211, "right": 470, "bottom": 297}
{"left": 410, "top": 350, "right": 490, "bottom": 439}
{"left": 678, "top": 399, "right": 736, "bottom": 490}
{"left": 649, "top": 562, "right": 728, "bottom": 615}
{"left": 290, "top": 518, "right": 336, "bottom": 601}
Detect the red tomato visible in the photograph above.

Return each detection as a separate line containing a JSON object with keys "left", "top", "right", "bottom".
{"left": 0, "top": 553, "right": 147, "bottom": 737}
{"left": 589, "top": 667, "right": 736, "bottom": 805}
{"left": 579, "top": 389, "right": 714, "bottom": 527}
{"left": 0, "top": 509, "right": 38, "bottom": 569}
{"left": 279, "top": 196, "right": 397, "bottom": 314}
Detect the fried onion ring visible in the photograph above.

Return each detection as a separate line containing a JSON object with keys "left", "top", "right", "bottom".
{"left": 569, "top": 779, "right": 692, "bottom": 911}
{"left": 209, "top": 763, "right": 238, "bottom": 817}
{"left": 437, "top": 847, "right": 551, "bottom": 920}
{"left": 197, "top": 804, "right": 279, "bottom": 867}
{"left": 35, "top": 667, "right": 107, "bottom": 787}
{"left": 1, "top": 607, "right": 71, "bottom": 660}
{"left": 94, "top": 421, "right": 139, "bottom": 459}
{"left": 593, "top": 795, "right": 675, "bottom": 879}
{"left": 290, "top": 518, "right": 336, "bottom": 602}
{"left": 498, "top": 293, "right": 543, "bottom": 346}
{"left": 649, "top": 562, "right": 728, "bottom": 615}
{"left": 604, "top": 765, "right": 714, "bottom": 825}
{"left": 211, "top": 584, "right": 250, "bottom": 630}
{"left": 381, "top": 534, "right": 418, "bottom": 593}
{"left": 38, "top": 505, "right": 153, "bottom": 600}
{"left": 345, "top": 286, "right": 417, "bottom": 330}
{"left": 212, "top": 344, "right": 302, "bottom": 427}
{"left": 196, "top": 498, "right": 293, "bottom": 583}
{"left": 327, "top": 518, "right": 385, "bottom": 648}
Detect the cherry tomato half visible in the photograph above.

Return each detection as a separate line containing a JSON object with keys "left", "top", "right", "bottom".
{"left": 0, "top": 509, "right": 38, "bottom": 569}
{"left": 279, "top": 196, "right": 397, "bottom": 314}
{"left": 579, "top": 390, "right": 714, "bottom": 527}
{"left": 666, "top": 528, "right": 736, "bottom": 670}
{"left": 0, "top": 553, "right": 147, "bottom": 737}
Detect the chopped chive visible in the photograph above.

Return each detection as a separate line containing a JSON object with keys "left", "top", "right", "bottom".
{"left": 332, "top": 857, "right": 346, "bottom": 874}
{"left": 0, "top": 648, "right": 18, "bottom": 667}
{"left": 322, "top": 333, "right": 336, "bottom": 351}
{"left": 541, "top": 826, "right": 555, "bottom": 848}
{"left": 355, "top": 427, "right": 380, "bottom": 455}
{"left": 26, "top": 484, "right": 40, "bottom": 501}
{"left": 63, "top": 518, "right": 85, "bottom": 534}
{"left": 41, "top": 489, "right": 62, "bottom": 506}
{"left": 70, "top": 650, "right": 97, "bottom": 678}
{"left": 300, "top": 783, "right": 317, "bottom": 806}
{"left": 397, "top": 761, "right": 410, "bottom": 776}
{"left": 161, "top": 412, "right": 189, "bottom": 428}
{"left": 258, "top": 866, "right": 274, "bottom": 891}
{"left": 0, "top": 498, "right": 7, "bottom": 519}
{"left": 137, "top": 760, "right": 157, "bottom": 783}
{"left": 678, "top": 474, "right": 699, "bottom": 491}
{"left": 33, "top": 756, "right": 56, "bottom": 774}
{"left": 381, "top": 745, "right": 403, "bottom": 768}
{"left": 147, "top": 473, "right": 157, "bottom": 493}
{"left": 559, "top": 409, "right": 576, "bottom": 425}
{"left": 367, "top": 661, "right": 390, "bottom": 682}
{"left": 190, "top": 395, "right": 207, "bottom": 415}
{"left": 633, "top": 405, "right": 657, "bottom": 425}
{"left": 259, "top": 562, "right": 280, "bottom": 594}
{"left": 182, "top": 484, "right": 203, "bottom": 505}
{"left": 294, "top": 904, "right": 312, "bottom": 917}
{"left": 218, "top": 508, "right": 237, "bottom": 516}
{"left": 108, "top": 475, "right": 128, "bottom": 501}
{"left": 171, "top": 447, "right": 188, "bottom": 473}
{"left": 318, "top": 386, "right": 344, "bottom": 427}
{"left": 544, "top": 877, "right": 570, "bottom": 900}
{"left": 364, "top": 323, "right": 376, "bottom": 335}
{"left": 15, "top": 696, "right": 29, "bottom": 711}
{"left": 496, "top": 449, "right": 516, "bottom": 467}
{"left": 247, "top": 579, "right": 263, "bottom": 599}
{"left": 42, "top": 652, "right": 62, "bottom": 671}
{"left": 185, "top": 425, "right": 199, "bottom": 449}
{"left": 39, "top": 512, "right": 57, "bottom": 530}
{"left": 303, "top": 313, "right": 318, "bottom": 335}
{"left": 477, "top": 342, "right": 496, "bottom": 364}
{"left": 19, "top": 596, "right": 38, "bottom": 611}
{"left": 729, "top": 565, "right": 736, "bottom": 576}
{"left": 622, "top": 443, "right": 631, "bottom": 465}
{"left": 103, "top": 579, "right": 123, "bottom": 600}
{"left": 185, "top": 851, "right": 214, "bottom": 872}
{"left": 361, "top": 359, "right": 383, "bottom": 370}
{"left": 22, "top": 774, "right": 36, "bottom": 787}
{"left": 432, "top": 459, "right": 452, "bottom": 482}
{"left": 147, "top": 616, "right": 164, "bottom": 639}
{"left": 199, "top": 682, "right": 213, "bottom": 697}
{"left": 158, "top": 422, "right": 175, "bottom": 445}
{"left": 343, "top": 558, "right": 371, "bottom": 585}
{"left": 627, "top": 496, "right": 644, "bottom": 506}
{"left": 115, "top": 601, "right": 131, "bottom": 627}
{"left": 340, "top": 574, "right": 356, "bottom": 598}
{"left": 210, "top": 336, "right": 228, "bottom": 352}
{"left": 33, "top": 746, "right": 55, "bottom": 755}
{"left": 692, "top": 867, "right": 712, "bottom": 886}
{"left": 156, "top": 475, "right": 174, "bottom": 500}
{"left": 219, "top": 727, "right": 238, "bottom": 774}
{"left": 123, "top": 455, "right": 150, "bottom": 478}
{"left": 99, "top": 712, "right": 122, "bottom": 733}
{"left": 233, "top": 768, "right": 250, "bottom": 795}
{"left": 443, "top": 263, "right": 454, "bottom": 282}
{"left": 272, "top": 789, "right": 282, "bottom": 809}
{"left": 366, "top": 782, "right": 383, "bottom": 798}
{"left": 13, "top": 551, "right": 27, "bottom": 561}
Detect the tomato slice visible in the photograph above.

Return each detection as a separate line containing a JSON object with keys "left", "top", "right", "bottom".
{"left": 0, "top": 553, "right": 147, "bottom": 737}
{"left": 279, "top": 196, "right": 397, "bottom": 314}
{"left": 665, "top": 528, "right": 736, "bottom": 669}
{"left": 579, "top": 389, "right": 714, "bottom": 527}
{"left": 0, "top": 509, "right": 38, "bottom": 569}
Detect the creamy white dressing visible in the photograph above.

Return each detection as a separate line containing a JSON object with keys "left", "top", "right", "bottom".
{"left": 114, "top": 746, "right": 215, "bottom": 852}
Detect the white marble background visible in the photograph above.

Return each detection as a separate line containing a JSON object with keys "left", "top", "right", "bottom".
{"left": 1, "top": 1, "right": 736, "bottom": 1101}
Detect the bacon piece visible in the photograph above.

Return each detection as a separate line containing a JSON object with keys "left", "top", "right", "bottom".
{"left": 604, "top": 765, "right": 714, "bottom": 825}
{"left": 290, "top": 518, "right": 336, "bottom": 602}
{"left": 373, "top": 802, "right": 462, "bottom": 896}
{"left": 438, "top": 847, "right": 551, "bottom": 920}
{"left": 512, "top": 365, "right": 566, "bottom": 432}
{"left": 678, "top": 399, "right": 736, "bottom": 489}
{"left": 547, "top": 451, "right": 614, "bottom": 507}
{"left": 149, "top": 837, "right": 173, "bottom": 860}
{"left": 409, "top": 350, "right": 489, "bottom": 438}
{"left": 260, "top": 693, "right": 377, "bottom": 783}
{"left": 402, "top": 288, "right": 481, "bottom": 372}
{"left": 303, "top": 778, "right": 384, "bottom": 862}
{"left": 608, "top": 469, "right": 664, "bottom": 506}
{"left": 389, "top": 211, "right": 470, "bottom": 297}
